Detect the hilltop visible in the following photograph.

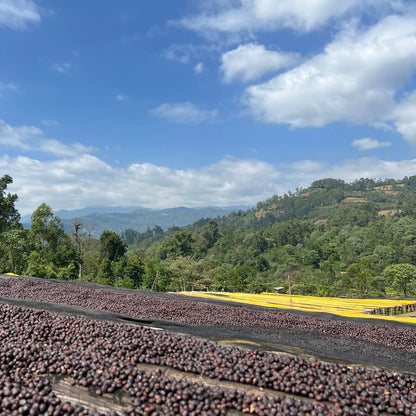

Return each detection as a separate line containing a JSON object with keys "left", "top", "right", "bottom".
{"left": 212, "top": 177, "right": 413, "bottom": 232}
{"left": 121, "top": 176, "right": 416, "bottom": 297}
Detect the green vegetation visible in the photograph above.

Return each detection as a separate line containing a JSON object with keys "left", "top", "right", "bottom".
{"left": 3, "top": 174, "right": 416, "bottom": 297}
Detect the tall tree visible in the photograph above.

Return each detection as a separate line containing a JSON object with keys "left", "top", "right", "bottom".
{"left": 31, "top": 204, "right": 64, "bottom": 252}
{"left": 167, "top": 256, "right": 202, "bottom": 291}
{"left": 142, "top": 257, "right": 169, "bottom": 290}
{"left": 198, "top": 220, "right": 220, "bottom": 252}
{"left": 99, "top": 230, "right": 126, "bottom": 262}
{"left": 345, "top": 258, "right": 376, "bottom": 295}
{"left": 30, "top": 204, "right": 79, "bottom": 276}
{"left": 124, "top": 254, "right": 145, "bottom": 287}
{"left": 0, "top": 223, "right": 31, "bottom": 274}
{"left": 158, "top": 231, "right": 194, "bottom": 259}
{"left": 383, "top": 263, "right": 416, "bottom": 297}
{"left": 0, "top": 174, "right": 20, "bottom": 232}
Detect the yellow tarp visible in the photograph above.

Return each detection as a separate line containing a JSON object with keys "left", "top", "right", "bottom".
{"left": 182, "top": 292, "right": 416, "bottom": 324}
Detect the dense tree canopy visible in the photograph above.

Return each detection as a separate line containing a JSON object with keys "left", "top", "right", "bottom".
{"left": 383, "top": 264, "right": 416, "bottom": 296}
{"left": 4, "top": 174, "right": 416, "bottom": 297}
{"left": 99, "top": 230, "right": 126, "bottom": 262}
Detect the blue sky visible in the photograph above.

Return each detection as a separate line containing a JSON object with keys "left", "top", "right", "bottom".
{"left": 2, "top": 0, "right": 416, "bottom": 215}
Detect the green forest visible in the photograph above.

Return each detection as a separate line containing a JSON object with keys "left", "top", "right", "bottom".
{"left": 2, "top": 173, "right": 416, "bottom": 298}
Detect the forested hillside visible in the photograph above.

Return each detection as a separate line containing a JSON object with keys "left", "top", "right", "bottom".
{"left": 21, "top": 206, "right": 245, "bottom": 238}
{"left": 2, "top": 174, "right": 416, "bottom": 298}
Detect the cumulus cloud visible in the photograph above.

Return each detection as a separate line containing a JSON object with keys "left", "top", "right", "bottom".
{"left": 0, "top": 155, "right": 113, "bottom": 215}
{"left": 0, "top": 119, "right": 93, "bottom": 157}
{"left": 150, "top": 102, "right": 218, "bottom": 124}
{"left": 280, "top": 157, "right": 416, "bottom": 189}
{"left": 2, "top": 153, "right": 282, "bottom": 215}
{"left": 0, "top": 0, "right": 41, "bottom": 30}
{"left": 5, "top": 149, "right": 416, "bottom": 217}
{"left": 38, "top": 139, "right": 95, "bottom": 158}
{"left": 194, "top": 62, "right": 204, "bottom": 74}
{"left": 0, "top": 119, "right": 43, "bottom": 149}
{"left": 392, "top": 90, "right": 416, "bottom": 144}
{"left": 352, "top": 137, "right": 391, "bottom": 151}
{"left": 2, "top": 118, "right": 416, "bottom": 216}
{"left": 177, "top": 0, "right": 394, "bottom": 34}
{"left": 245, "top": 13, "right": 416, "bottom": 128}
{"left": 221, "top": 43, "right": 298, "bottom": 83}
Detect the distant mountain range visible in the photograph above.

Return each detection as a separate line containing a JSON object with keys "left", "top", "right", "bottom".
{"left": 22, "top": 206, "right": 248, "bottom": 238}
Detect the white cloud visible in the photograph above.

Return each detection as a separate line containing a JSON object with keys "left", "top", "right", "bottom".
{"left": 5, "top": 150, "right": 416, "bottom": 217}
{"left": 352, "top": 137, "right": 391, "bottom": 151}
{"left": 245, "top": 13, "right": 416, "bottom": 128}
{"left": 369, "top": 121, "right": 395, "bottom": 132}
{"left": 177, "top": 0, "right": 394, "bottom": 35}
{"left": 2, "top": 119, "right": 416, "bottom": 216}
{"left": 392, "top": 90, "right": 416, "bottom": 144}
{"left": 38, "top": 139, "right": 95, "bottom": 158}
{"left": 52, "top": 62, "right": 71, "bottom": 74}
{"left": 194, "top": 62, "right": 204, "bottom": 74}
{"left": 221, "top": 43, "right": 298, "bottom": 83}
{"left": 150, "top": 102, "right": 218, "bottom": 124}
{"left": 0, "top": 119, "right": 43, "bottom": 149}
{"left": 0, "top": 0, "right": 41, "bottom": 30}
{"left": 280, "top": 157, "right": 416, "bottom": 190}
{"left": 116, "top": 94, "right": 126, "bottom": 101}
{"left": 0, "top": 155, "right": 113, "bottom": 215}
{"left": 0, "top": 119, "right": 93, "bottom": 157}
{"left": 2, "top": 154, "right": 282, "bottom": 215}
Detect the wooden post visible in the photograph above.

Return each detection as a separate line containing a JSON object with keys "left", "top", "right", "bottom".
{"left": 72, "top": 220, "right": 83, "bottom": 281}
{"left": 288, "top": 274, "right": 292, "bottom": 307}
{"left": 151, "top": 271, "right": 159, "bottom": 291}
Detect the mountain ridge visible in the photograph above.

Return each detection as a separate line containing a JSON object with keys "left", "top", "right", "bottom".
{"left": 22, "top": 205, "right": 249, "bottom": 238}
